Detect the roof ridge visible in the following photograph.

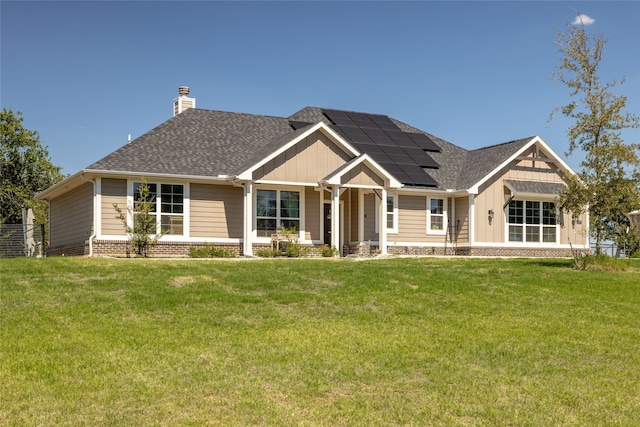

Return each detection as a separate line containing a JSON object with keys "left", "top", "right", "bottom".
{"left": 470, "top": 136, "right": 534, "bottom": 152}
{"left": 189, "top": 107, "right": 288, "bottom": 121}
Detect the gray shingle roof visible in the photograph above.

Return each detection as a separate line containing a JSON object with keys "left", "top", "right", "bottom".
{"left": 86, "top": 106, "right": 539, "bottom": 191}
{"left": 87, "top": 109, "right": 294, "bottom": 177}
{"left": 455, "top": 138, "right": 533, "bottom": 189}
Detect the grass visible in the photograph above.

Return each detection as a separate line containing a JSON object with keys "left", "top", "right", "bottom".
{"left": 1, "top": 257, "right": 639, "bottom": 426}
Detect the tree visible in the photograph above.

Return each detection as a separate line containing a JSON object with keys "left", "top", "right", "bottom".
{"left": 113, "top": 179, "right": 165, "bottom": 257}
{"left": 1, "top": 109, "right": 64, "bottom": 225}
{"left": 551, "top": 17, "right": 640, "bottom": 254}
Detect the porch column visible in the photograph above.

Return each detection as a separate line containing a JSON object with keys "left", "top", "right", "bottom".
{"left": 379, "top": 188, "right": 388, "bottom": 255}
{"left": 469, "top": 194, "right": 475, "bottom": 247}
{"left": 331, "top": 185, "right": 340, "bottom": 252}
{"left": 358, "top": 188, "right": 364, "bottom": 242}
{"left": 243, "top": 181, "right": 253, "bottom": 256}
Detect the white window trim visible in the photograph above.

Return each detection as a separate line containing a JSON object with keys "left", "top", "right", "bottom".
{"left": 253, "top": 186, "right": 305, "bottom": 242}
{"left": 427, "top": 197, "right": 447, "bottom": 235}
{"left": 127, "top": 180, "right": 189, "bottom": 240}
{"left": 505, "top": 199, "right": 559, "bottom": 245}
{"left": 375, "top": 194, "right": 398, "bottom": 234}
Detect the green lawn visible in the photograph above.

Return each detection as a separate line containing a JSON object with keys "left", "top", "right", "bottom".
{"left": 1, "top": 257, "right": 639, "bottom": 426}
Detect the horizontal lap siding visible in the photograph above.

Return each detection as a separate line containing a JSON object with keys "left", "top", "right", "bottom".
{"left": 396, "top": 195, "right": 426, "bottom": 242}
{"left": 50, "top": 182, "right": 93, "bottom": 247}
{"left": 190, "top": 184, "right": 243, "bottom": 239}
{"left": 101, "top": 178, "right": 127, "bottom": 235}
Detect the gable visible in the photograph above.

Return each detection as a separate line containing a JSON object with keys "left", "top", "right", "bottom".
{"left": 468, "top": 136, "right": 574, "bottom": 194}
{"left": 340, "top": 163, "right": 385, "bottom": 187}
{"left": 252, "top": 130, "right": 353, "bottom": 183}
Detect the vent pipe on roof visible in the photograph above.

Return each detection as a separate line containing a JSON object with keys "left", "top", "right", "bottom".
{"left": 173, "top": 86, "right": 196, "bottom": 116}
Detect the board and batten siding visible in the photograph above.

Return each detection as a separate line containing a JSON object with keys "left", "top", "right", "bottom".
{"left": 190, "top": 183, "right": 243, "bottom": 239}
{"left": 101, "top": 178, "right": 127, "bottom": 235}
{"left": 454, "top": 196, "right": 470, "bottom": 244}
{"left": 253, "top": 131, "right": 352, "bottom": 182}
{"left": 474, "top": 156, "right": 587, "bottom": 245}
{"left": 363, "top": 193, "right": 378, "bottom": 242}
{"left": 49, "top": 182, "right": 93, "bottom": 247}
{"left": 340, "top": 163, "right": 384, "bottom": 187}
{"left": 305, "top": 187, "right": 320, "bottom": 241}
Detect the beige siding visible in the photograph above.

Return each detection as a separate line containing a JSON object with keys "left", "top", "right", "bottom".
{"left": 50, "top": 182, "right": 93, "bottom": 247}
{"left": 305, "top": 187, "right": 320, "bottom": 241}
{"left": 395, "top": 195, "right": 427, "bottom": 242}
{"left": 254, "top": 131, "right": 352, "bottom": 182}
{"left": 190, "top": 183, "right": 243, "bottom": 238}
{"left": 454, "top": 196, "right": 470, "bottom": 244}
{"left": 341, "top": 164, "right": 384, "bottom": 187}
{"left": 101, "top": 178, "right": 127, "bottom": 235}
{"left": 475, "top": 157, "right": 588, "bottom": 245}
{"left": 350, "top": 189, "right": 360, "bottom": 242}
{"left": 363, "top": 193, "right": 378, "bottom": 241}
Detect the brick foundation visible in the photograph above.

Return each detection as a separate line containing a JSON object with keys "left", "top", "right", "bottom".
{"left": 48, "top": 239, "right": 589, "bottom": 259}
{"left": 389, "top": 245, "right": 589, "bottom": 258}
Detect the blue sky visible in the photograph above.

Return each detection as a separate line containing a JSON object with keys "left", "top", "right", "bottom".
{"left": 2, "top": 1, "right": 638, "bottom": 175}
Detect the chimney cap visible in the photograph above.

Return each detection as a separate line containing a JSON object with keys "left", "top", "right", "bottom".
{"left": 178, "top": 86, "right": 190, "bottom": 97}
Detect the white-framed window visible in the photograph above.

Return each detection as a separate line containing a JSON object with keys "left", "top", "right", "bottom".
{"left": 132, "top": 182, "right": 184, "bottom": 235}
{"left": 256, "top": 189, "right": 300, "bottom": 237}
{"left": 508, "top": 200, "right": 557, "bottom": 243}
{"left": 375, "top": 194, "right": 398, "bottom": 234}
{"left": 427, "top": 197, "right": 446, "bottom": 235}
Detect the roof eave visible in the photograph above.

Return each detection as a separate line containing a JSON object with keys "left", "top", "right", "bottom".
{"left": 467, "top": 136, "right": 575, "bottom": 194}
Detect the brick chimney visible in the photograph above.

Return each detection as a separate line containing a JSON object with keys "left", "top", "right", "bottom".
{"left": 173, "top": 86, "right": 196, "bottom": 116}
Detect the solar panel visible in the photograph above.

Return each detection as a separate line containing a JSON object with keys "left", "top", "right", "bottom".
{"left": 402, "top": 147, "right": 440, "bottom": 168}
{"left": 322, "top": 109, "right": 441, "bottom": 187}
{"left": 324, "top": 110, "right": 357, "bottom": 127}
{"left": 407, "top": 133, "right": 441, "bottom": 152}
{"left": 386, "top": 131, "right": 418, "bottom": 148}
{"left": 370, "top": 115, "right": 400, "bottom": 131}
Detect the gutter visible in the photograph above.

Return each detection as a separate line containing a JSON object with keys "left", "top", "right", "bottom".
{"left": 80, "top": 173, "right": 97, "bottom": 257}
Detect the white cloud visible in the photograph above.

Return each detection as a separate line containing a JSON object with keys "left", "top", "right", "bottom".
{"left": 572, "top": 14, "right": 595, "bottom": 26}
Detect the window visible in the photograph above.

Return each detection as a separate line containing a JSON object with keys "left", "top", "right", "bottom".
{"left": 427, "top": 198, "right": 446, "bottom": 234}
{"left": 375, "top": 194, "right": 398, "bottom": 234}
{"left": 256, "top": 189, "right": 300, "bottom": 237}
{"left": 508, "top": 200, "right": 556, "bottom": 243}
{"left": 133, "top": 182, "right": 184, "bottom": 235}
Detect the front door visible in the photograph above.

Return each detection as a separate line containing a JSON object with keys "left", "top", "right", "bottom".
{"left": 324, "top": 203, "right": 331, "bottom": 245}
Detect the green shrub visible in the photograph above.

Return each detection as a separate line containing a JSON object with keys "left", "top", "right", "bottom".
{"left": 285, "top": 242, "right": 308, "bottom": 258}
{"left": 188, "top": 244, "right": 234, "bottom": 258}
{"left": 321, "top": 245, "right": 338, "bottom": 257}
{"left": 256, "top": 248, "right": 280, "bottom": 258}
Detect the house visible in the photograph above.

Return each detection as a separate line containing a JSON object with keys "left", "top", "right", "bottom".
{"left": 37, "top": 87, "right": 589, "bottom": 257}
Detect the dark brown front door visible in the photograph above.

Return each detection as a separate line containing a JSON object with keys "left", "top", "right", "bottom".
{"left": 324, "top": 203, "right": 331, "bottom": 245}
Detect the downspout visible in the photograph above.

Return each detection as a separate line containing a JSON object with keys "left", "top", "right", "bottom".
{"left": 80, "top": 173, "right": 97, "bottom": 257}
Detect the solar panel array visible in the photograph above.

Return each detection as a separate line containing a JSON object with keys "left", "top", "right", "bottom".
{"left": 322, "top": 109, "right": 440, "bottom": 187}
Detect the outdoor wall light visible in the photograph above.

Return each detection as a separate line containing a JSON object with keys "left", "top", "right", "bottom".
{"left": 488, "top": 209, "right": 494, "bottom": 224}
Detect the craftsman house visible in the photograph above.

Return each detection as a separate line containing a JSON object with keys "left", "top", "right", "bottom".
{"left": 38, "top": 87, "right": 589, "bottom": 257}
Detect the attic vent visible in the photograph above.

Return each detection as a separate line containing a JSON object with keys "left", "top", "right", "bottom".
{"left": 173, "top": 86, "right": 196, "bottom": 116}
